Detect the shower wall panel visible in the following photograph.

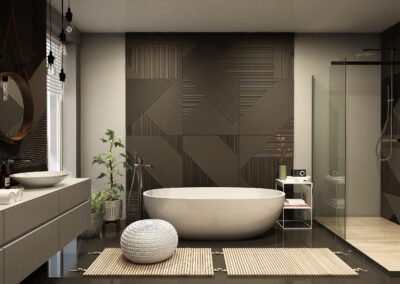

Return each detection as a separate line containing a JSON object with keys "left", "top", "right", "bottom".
{"left": 381, "top": 23, "right": 400, "bottom": 224}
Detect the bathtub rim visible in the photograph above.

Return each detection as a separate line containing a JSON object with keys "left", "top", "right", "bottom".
{"left": 143, "top": 187, "right": 285, "bottom": 201}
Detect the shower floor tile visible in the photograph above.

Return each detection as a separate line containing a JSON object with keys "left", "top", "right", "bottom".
{"left": 318, "top": 216, "right": 400, "bottom": 274}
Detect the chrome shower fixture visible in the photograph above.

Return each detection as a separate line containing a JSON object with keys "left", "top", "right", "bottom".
{"left": 355, "top": 50, "right": 375, "bottom": 58}
{"left": 373, "top": 48, "right": 398, "bottom": 161}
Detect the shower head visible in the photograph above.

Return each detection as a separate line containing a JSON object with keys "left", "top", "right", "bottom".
{"left": 355, "top": 48, "right": 399, "bottom": 58}
{"left": 355, "top": 50, "right": 376, "bottom": 58}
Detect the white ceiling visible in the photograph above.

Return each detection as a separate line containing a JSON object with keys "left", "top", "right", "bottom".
{"left": 52, "top": 0, "right": 400, "bottom": 33}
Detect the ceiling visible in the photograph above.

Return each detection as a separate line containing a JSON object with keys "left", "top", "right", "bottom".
{"left": 51, "top": 0, "right": 400, "bottom": 33}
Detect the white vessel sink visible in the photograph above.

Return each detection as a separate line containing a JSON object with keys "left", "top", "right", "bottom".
{"left": 10, "top": 171, "right": 71, "bottom": 188}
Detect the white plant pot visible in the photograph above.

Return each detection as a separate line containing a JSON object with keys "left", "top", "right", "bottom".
{"left": 81, "top": 211, "right": 105, "bottom": 238}
{"left": 104, "top": 200, "right": 122, "bottom": 221}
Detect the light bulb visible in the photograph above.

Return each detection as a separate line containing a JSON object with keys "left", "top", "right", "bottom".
{"left": 2, "top": 76, "right": 9, "bottom": 101}
{"left": 65, "top": 7, "right": 73, "bottom": 33}
{"left": 47, "top": 64, "right": 55, "bottom": 75}
{"left": 66, "top": 24, "right": 73, "bottom": 34}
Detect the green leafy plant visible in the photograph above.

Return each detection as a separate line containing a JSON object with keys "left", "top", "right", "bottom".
{"left": 92, "top": 129, "right": 132, "bottom": 201}
{"left": 90, "top": 191, "right": 107, "bottom": 214}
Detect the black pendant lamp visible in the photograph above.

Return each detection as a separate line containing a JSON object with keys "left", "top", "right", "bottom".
{"left": 65, "top": 0, "right": 74, "bottom": 33}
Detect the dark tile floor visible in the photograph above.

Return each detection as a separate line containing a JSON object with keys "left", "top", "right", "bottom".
{"left": 23, "top": 222, "right": 399, "bottom": 284}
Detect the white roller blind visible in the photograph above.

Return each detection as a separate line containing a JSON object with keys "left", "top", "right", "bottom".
{"left": 46, "top": 35, "right": 63, "bottom": 171}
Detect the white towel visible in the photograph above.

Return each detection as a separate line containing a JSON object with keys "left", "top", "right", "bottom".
{"left": 0, "top": 190, "right": 17, "bottom": 205}
{"left": 9, "top": 188, "right": 23, "bottom": 201}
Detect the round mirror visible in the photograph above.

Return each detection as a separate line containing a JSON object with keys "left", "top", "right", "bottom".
{"left": 0, "top": 72, "right": 33, "bottom": 144}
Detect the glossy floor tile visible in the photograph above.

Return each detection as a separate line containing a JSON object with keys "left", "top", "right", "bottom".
{"left": 22, "top": 222, "right": 399, "bottom": 284}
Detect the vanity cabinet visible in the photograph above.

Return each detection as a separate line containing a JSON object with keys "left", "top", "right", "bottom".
{"left": 3, "top": 192, "right": 59, "bottom": 243}
{"left": 0, "top": 212, "right": 4, "bottom": 245}
{"left": 0, "top": 249, "right": 4, "bottom": 284}
{"left": 3, "top": 219, "right": 59, "bottom": 284}
{"left": 59, "top": 201, "right": 90, "bottom": 248}
{"left": 0, "top": 178, "right": 90, "bottom": 284}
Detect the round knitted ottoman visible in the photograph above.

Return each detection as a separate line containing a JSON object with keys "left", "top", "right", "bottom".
{"left": 120, "top": 219, "right": 178, "bottom": 264}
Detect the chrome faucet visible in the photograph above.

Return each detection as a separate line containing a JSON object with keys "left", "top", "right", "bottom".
{"left": 128, "top": 152, "right": 152, "bottom": 220}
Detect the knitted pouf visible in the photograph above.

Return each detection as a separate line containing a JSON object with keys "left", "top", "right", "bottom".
{"left": 120, "top": 219, "right": 178, "bottom": 264}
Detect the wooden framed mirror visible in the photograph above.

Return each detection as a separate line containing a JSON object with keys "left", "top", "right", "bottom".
{"left": 0, "top": 72, "right": 33, "bottom": 144}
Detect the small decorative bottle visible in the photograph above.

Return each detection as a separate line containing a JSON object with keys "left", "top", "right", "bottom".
{"left": 1, "top": 161, "right": 11, "bottom": 189}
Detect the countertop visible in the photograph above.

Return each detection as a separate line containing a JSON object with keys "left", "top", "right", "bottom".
{"left": 0, "top": 178, "right": 90, "bottom": 212}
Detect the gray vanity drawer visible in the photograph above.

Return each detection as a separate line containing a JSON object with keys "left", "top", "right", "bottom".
{"left": 0, "top": 211, "right": 4, "bottom": 245}
{"left": 3, "top": 192, "right": 59, "bottom": 243}
{"left": 4, "top": 218, "right": 59, "bottom": 284}
{"left": 59, "top": 179, "right": 90, "bottom": 213}
{"left": 59, "top": 201, "right": 90, "bottom": 248}
{"left": 0, "top": 249, "right": 4, "bottom": 284}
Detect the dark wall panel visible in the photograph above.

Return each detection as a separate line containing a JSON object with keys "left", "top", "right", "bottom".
{"left": 0, "top": 0, "right": 47, "bottom": 172}
{"left": 126, "top": 34, "right": 294, "bottom": 221}
{"left": 381, "top": 22, "right": 400, "bottom": 224}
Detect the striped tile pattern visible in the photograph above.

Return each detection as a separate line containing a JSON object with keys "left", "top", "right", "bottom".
{"left": 84, "top": 248, "right": 214, "bottom": 277}
{"left": 126, "top": 35, "right": 293, "bottom": 221}
{"left": 223, "top": 248, "right": 357, "bottom": 277}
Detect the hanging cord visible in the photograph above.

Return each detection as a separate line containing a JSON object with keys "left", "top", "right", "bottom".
{"left": 49, "top": 0, "right": 52, "bottom": 52}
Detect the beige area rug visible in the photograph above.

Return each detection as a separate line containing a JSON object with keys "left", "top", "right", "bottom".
{"left": 83, "top": 248, "right": 214, "bottom": 277}
{"left": 223, "top": 248, "right": 358, "bottom": 277}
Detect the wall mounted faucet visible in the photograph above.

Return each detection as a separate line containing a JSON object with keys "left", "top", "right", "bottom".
{"left": 128, "top": 152, "right": 152, "bottom": 220}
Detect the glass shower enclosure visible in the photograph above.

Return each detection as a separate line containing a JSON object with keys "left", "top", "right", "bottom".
{"left": 313, "top": 60, "right": 347, "bottom": 239}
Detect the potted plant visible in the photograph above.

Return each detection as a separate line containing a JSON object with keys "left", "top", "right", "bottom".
{"left": 92, "top": 129, "right": 132, "bottom": 222}
{"left": 275, "top": 133, "right": 292, "bottom": 180}
{"left": 81, "top": 191, "right": 107, "bottom": 238}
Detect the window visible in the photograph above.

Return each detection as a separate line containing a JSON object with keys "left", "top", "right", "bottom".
{"left": 46, "top": 35, "right": 63, "bottom": 171}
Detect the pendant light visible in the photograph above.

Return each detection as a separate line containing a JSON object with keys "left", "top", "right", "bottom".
{"left": 59, "top": 0, "right": 67, "bottom": 56}
{"left": 2, "top": 75, "right": 9, "bottom": 101}
{"left": 65, "top": 0, "right": 74, "bottom": 33}
{"left": 47, "top": 0, "right": 55, "bottom": 75}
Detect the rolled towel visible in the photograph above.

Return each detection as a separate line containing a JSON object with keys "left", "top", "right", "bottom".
{"left": 0, "top": 190, "right": 17, "bottom": 205}
{"left": 9, "top": 188, "right": 24, "bottom": 201}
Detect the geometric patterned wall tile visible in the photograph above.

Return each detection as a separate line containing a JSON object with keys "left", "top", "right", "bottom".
{"left": 0, "top": 96, "right": 24, "bottom": 137}
{"left": 183, "top": 99, "right": 239, "bottom": 135}
{"left": 241, "top": 157, "right": 293, "bottom": 189}
{"left": 126, "top": 34, "right": 294, "bottom": 221}
{"left": 183, "top": 136, "right": 239, "bottom": 186}
{"left": 145, "top": 80, "right": 182, "bottom": 135}
{"left": 240, "top": 79, "right": 294, "bottom": 135}
{"left": 181, "top": 39, "right": 240, "bottom": 137}
{"left": 126, "top": 135, "right": 182, "bottom": 188}
{"left": 0, "top": 0, "right": 46, "bottom": 170}
{"left": 126, "top": 39, "right": 182, "bottom": 80}
{"left": 126, "top": 78, "right": 172, "bottom": 126}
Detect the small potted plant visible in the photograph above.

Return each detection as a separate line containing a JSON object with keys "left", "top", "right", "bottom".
{"left": 275, "top": 133, "right": 292, "bottom": 180}
{"left": 92, "top": 129, "right": 132, "bottom": 222}
{"left": 81, "top": 191, "right": 107, "bottom": 238}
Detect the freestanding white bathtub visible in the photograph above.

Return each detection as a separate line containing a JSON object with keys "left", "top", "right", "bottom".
{"left": 143, "top": 187, "right": 285, "bottom": 240}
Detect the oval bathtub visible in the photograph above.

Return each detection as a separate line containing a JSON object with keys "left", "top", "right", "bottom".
{"left": 143, "top": 187, "right": 285, "bottom": 241}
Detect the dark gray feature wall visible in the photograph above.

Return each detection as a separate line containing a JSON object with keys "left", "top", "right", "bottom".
{"left": 126, "top": 34, "right": 294, "bottom": 221}
{"left": 381, "top": 22, "right": 400, "bottom": 224}
{"left": 0, "top": 0, "right": 47, "bottom": 172}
